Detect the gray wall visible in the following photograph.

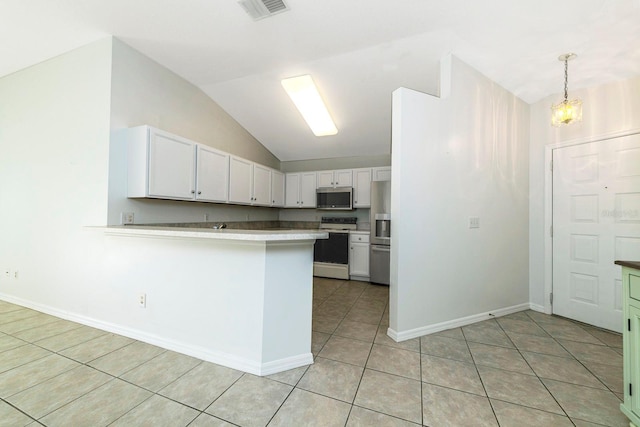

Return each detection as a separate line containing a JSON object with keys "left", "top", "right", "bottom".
{"left": 281, "top": 154, "right": 390, "bottom": 173}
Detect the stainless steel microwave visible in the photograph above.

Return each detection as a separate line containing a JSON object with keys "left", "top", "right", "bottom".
{"left": 316, "top": 187, "right": 353, "bottom": 210}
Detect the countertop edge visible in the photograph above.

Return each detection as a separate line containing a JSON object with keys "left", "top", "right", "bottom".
{"left": 615, "top": 260, "right": 640, "bottom": 270}
{"left": 89, "top": 226, "right": 329, "bottom": 242}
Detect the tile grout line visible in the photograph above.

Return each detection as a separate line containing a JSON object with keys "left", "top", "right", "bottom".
{"left": 459, "top": 320, "right": 500, "bottom": 426}
{"left": 496, "top": 313, "right": 573, "bottom": 422}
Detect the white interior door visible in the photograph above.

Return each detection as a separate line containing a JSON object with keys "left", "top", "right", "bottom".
{"left": 553, "top": 134, "right": 640, "bottom": 332}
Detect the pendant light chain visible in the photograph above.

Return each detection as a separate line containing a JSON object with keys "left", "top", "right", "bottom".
{"left": 563, "top": 57, "right": 569, "bottom": 103}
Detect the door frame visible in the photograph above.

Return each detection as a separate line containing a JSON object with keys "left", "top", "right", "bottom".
{"left": 543, "top": 128, "right": 640, "bottom": 315}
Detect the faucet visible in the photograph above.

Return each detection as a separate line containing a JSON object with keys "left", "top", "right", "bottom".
{"left": 211, "top": 223, "right": 227, "bottom": 230}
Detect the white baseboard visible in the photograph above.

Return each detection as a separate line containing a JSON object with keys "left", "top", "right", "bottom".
{"left": 529, "top": 303, "right": 546, "bottom": 313}
{"left": 258, "top": 353, "right": 314, "bottom": 376}
{"left": 387, "top": 302, "right": 531, "bottom": 342}
{"left": 0, "top": 292, "right": 313, "bottom": 376}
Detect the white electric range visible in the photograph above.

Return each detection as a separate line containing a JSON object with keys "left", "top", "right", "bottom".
{"left": 313, "top": 217, "right": 357, "bottom": 280}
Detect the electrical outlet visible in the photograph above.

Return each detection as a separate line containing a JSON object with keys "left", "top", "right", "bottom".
{"left": 204, "top": 213, "right": 209, "bottom": 222}
{"left": 138, "top": 293, "right": 146, "bottom": 308}
{"left": 13, "top": 270, "right": 18, "bottom": 280}
{"left": 469, "top": 217, "right": 480, "bottom": 229}
{"left": 121, "top": 212, "right": 135, "bottom": 225}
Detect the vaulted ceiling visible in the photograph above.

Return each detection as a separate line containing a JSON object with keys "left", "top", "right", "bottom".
{"left": 2, "top": 0, "right": 639, "bottom": 160}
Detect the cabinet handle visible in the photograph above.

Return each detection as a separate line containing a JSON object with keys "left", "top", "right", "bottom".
{"left": 191, "top": 190, "right": 195, "bottom": 194}
{"left": 197, "top": 191, "right": 202, "bottom": 195}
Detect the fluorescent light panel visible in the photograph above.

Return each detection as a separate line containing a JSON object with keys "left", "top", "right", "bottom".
{"left": 281, "top": 75, "right": 337, "bottom": 136}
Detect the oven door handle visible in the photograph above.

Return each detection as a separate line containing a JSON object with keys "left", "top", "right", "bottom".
{"left": 371, "top": 245, "right": 390, "bottom": 253}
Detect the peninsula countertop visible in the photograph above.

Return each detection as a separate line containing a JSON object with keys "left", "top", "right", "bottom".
{"left": 615, "top": 260, "right": 640, "bottom": 270}
{"left": 98, "top": 225, "right": 329, "bottom": 242}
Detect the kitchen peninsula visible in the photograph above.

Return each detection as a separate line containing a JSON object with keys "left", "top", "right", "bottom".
{"left": 98, "top": 225, "right": 328, "bottom": 376}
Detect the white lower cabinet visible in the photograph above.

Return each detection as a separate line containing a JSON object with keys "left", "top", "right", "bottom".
{"left": 349, "top": 232, "right": 370, "bottom": 281}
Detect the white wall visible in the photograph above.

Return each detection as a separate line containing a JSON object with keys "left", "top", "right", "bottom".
{"left": 107, "top": 39, "right": 280, "bottom": 225}
{"left": 390, "top": 56, "right": 530, "bottom": 339}
{"left": 529, "top": 76, "right": 640, "bottom": 308}
{"left": 0, "top": 38, "right": 113, "bottom": 311}
{"left": 0, "top": 37, "right": 287, "bottom": 357}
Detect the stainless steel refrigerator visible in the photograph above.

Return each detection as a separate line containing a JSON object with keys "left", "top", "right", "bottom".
{"left": 370, "top": 181, "right": 391, "bottom": 285}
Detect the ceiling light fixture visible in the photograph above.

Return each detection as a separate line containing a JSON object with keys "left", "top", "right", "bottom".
{"left": 281, "top": 75, "right": 338, "bottom": 137}
{"left": 551, "top": 53, "right": 582, "bottom": 127}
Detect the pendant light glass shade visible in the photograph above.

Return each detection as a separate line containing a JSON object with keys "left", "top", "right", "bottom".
{"left": 551, "top": 98, "right": 582, "bottom": 126}
{"left": 551, "top": 53, "right": 582, "bottom": 127}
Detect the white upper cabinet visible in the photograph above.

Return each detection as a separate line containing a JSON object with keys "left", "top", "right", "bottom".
{"left": 317, "top": 171, "right": 334, "bottom": 187}
{"left": 334, "top": 169, "right": 353, "bottom": 187}
{"left": 285, "top": 173, "right": 300, "bottom": 208}
{"left": 252, "top": 164, "right": 271, "bottom": 206}
{"left": 127, "top": 126, "right": 196, "bottom": 200}
{"left": 196, "top": 145, "right": 229, "bottom": 203}
{"left": 372, "top": 167, "right": 391, "bottom": 182}
{"left": 353, "top": 168, "right": 372, "bottom": 208}
{"left": 228, "top": 156, "right": 253, "bottom": 205}
{"left": 300, "top": 172, "right": 317, "bottom": 207}
{"left": 271, "top": 170, "right": 285, "bottom": 207}
{"left": 229, "top": 156, "right": 275, "bottom": 206}
{"left": 285, "top": 172, "right": 317, "bottom": 208}
{"left": 317, "top": 169, "right": 353, "bottom": 188}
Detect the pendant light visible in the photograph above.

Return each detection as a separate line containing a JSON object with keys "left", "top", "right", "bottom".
{"left": 551, "top": 53, "right": 582, "bottom": 126}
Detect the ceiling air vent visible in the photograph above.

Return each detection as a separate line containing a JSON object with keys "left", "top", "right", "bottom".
{"left": 239, "top": 0, "right": 289, "bottom": 20}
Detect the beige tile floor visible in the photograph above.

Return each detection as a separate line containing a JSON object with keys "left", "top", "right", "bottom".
{"left": 0, "top": 277, "right": 629, "bottom": 426}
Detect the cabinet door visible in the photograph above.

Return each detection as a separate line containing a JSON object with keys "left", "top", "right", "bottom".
{"left": 334, "top": 169, "right": 353, "bottom": 187}
{"left": 350, "top": 243, "right": 370, "bottom": 277}
{"left": 353, "top": 168, "right": 372, "bottom": 207}
{"left": 285, "top": 173, "right": 300, "bottom": 207}
{"left": 299, "top": 172, "right": 317, "bottom": 208}
{"left": 196, "top": 145, "right": 229, "bottom": 202}
{"left": 228, "top": 156, "right": 253, "bottom": 204}
{"left": 630, "top": 304, "right": 640, "bottom": 417}
{"left": 252, "top": 164, "right": 271, "bottom": 206}
{"left": 372, "top": 167, "right": 391, "bottom": 182}
{"left": 148, "top": 130, "right": 195, "bottom": 199}
{"left": 271, "top": 171, "right": 285, "bottom": 207}
{"left": 317, "top": 171, "right": 334, "bottom": 188}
